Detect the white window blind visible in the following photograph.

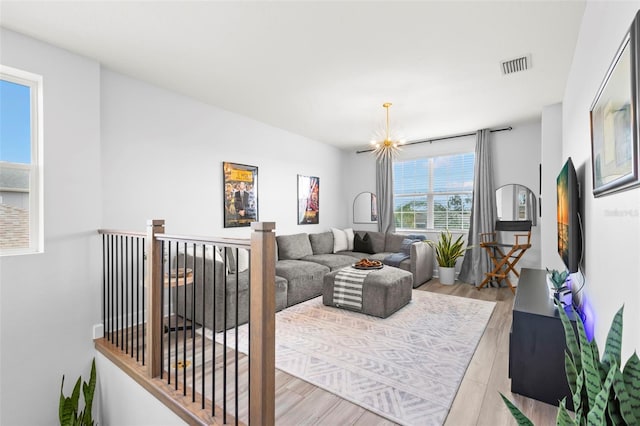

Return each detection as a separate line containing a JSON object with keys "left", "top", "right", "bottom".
{"left": 393, "top": 152, "right": 475, "bottom": 230}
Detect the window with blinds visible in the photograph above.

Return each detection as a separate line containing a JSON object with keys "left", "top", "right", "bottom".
{"left": 393, "top": 152, "right": 475, "bottom": 230}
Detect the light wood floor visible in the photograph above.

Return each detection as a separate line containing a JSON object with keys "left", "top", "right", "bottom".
{"left": 269, "top": 280, "right": 559, "bottom": 426}
{"left": 100, "top": 280, "right": 560, "bottom": 425}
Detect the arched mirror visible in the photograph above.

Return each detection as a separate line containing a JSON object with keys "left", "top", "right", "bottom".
{"left": 496, "top": 184, "right": 537, "bottom": 226}
{"left": 353, "top": 192, "right": 378, "bottom": 223}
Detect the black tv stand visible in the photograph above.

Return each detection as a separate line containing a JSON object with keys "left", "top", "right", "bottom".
{"left": 509, "top": 268, "right": 578, "bottom": 409}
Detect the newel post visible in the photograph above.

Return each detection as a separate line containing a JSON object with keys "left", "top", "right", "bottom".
{"left": 146, "top": 219, "right": 165, "bottom": 378}
{"left": 249, "top": 222, "right": 276, "bottom": 426}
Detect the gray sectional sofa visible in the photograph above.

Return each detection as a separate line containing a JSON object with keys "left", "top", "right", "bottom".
{"left": 177, "top": 230, "right": 433, "bottom": 331}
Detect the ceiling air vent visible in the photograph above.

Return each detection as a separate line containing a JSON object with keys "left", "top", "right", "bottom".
{"left": 501, "top": 55, "right": 530, "bottom": 75}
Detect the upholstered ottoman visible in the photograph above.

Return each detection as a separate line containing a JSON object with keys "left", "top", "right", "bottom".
{"left": 322, "top": 266, "right": 413, "bottom": 318}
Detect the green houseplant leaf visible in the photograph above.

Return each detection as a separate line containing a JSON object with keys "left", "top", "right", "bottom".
{"left": 557, "top": 302, "right": 582, "bottom": 372}
{"left": 602, "top": 306, "right": 624, "bottom": 373}
{"left": 81, "top": 359, "right": 96, "bottom": 426}
{"left": 557, "top": 398, "right": 578, "bottom": 426}
{"left": 612, "top": 366, "right": 638, "bottom": 425}
{"left": 623, "top": 352, "right": 640, "bottom": 422}
{"left": 586, "top": 362, "right": 616, "bottom": 426}
{"left": 499, "top": 393, "right": 534, "bottom": 426}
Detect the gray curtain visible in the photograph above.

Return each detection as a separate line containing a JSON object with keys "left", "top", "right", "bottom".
{"left": 458, "top": 129, "right": 496, "bottom": 286}
{"left": 376, "top": 150, "right": 396, "bottom": 233}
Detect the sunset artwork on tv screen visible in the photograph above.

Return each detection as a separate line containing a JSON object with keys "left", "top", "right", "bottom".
{"left": 557, "top": 158, "right": 581, "bottom": 273}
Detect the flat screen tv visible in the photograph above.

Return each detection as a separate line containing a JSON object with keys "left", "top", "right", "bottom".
{"left": 557, "top": 157, "right": 582, "bottom": 273}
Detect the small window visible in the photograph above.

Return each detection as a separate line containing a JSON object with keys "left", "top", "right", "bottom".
{"left": 393, "top": 153, "right": 474, "bottom": 231}
{"left": 0, "top": 65, "right": 43, "bottom": 255}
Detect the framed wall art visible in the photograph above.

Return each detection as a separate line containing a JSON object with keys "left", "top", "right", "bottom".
{"left": 590, "top": 11, "right": 640, "bottom": 197}
{"left": 223, "top": 162, "right": 258, "bottom": 228}
{"left": 297, "top": 175, "right": 319, "bottom": 225}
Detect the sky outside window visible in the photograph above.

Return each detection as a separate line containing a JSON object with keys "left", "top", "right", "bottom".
{"left": 0, "top": 79, "right": 31, "bottom": 164}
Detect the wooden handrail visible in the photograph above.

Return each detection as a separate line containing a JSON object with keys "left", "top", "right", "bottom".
{"left": 98, "top": 229, "right": 146, "bottom": 237}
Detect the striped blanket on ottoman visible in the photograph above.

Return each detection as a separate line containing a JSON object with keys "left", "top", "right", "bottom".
{"left": 332, "top": 267, "right": 373, "bottom": 311}
{"left": 323, "top": 266, "right": 413, "bottom": 318}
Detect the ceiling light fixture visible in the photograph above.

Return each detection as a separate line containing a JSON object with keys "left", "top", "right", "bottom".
{"left": 371, "top": 102, "right": 404, "bottom": 158}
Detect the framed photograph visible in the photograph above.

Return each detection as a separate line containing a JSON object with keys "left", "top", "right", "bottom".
{"left": 297, "top": 175, "right": 319, "bottom": 225}
{"left": 223, "top": 162, "right": 258, "bottom": 228}
{"left": 590, "top": 12, "right": 640, "bottom": 197}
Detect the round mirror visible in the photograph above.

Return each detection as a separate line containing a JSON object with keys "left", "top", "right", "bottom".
{"left": 496, "top": 184, "right": 537, "bottom": 225}
{"left": 353, "top": 192, "right": 377, "bottom": 223}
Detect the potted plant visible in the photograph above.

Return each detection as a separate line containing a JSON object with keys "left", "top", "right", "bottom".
{"left": 60, "top": 358, "right": 96, "bottom": 426}
{"left": 427, "top": 230, "right": 468, "bottom": 285}
{"left": 501, "top": 304, "right": 640, "bottom": 425}
{"left": 546, "top": 268, "right": 572, "bottom": 307}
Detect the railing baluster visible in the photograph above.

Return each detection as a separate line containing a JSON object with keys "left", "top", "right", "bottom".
{"left": 136, "top": 237, "right": 140, "bottom": 362}
{"left": 201, "top": 243, "right": 206, "bottom": 409}
{"left": 125, "top": 235, "right": 129, "bottom": 355}
{"left": 142, "top": 236, "right": 146, "bottom": 366}
{"left": 212, "top": 246, "right": 218, "bottom": 418}
{"left": 110, "top": 234, "right": 114, "bottom": 343}
{"left": 223, "top": 253, "right": 228, "bottom": 425}
{"left": 130, "top": 236, "right": 134, "bottom": 357}
{"left": 182, "top": 241, "right": 187, "bottom": 396}
{"left": 191, "top": 243, "right": 197, "bottom": 403}
{"left": 235, "top": 247, "right": 240, "bottom": 425}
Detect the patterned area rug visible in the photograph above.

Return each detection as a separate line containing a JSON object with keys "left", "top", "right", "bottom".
{"left": 214, "top": 290, "right": 495, "bottom": 426}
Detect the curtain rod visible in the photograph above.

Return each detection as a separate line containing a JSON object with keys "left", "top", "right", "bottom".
{"left": 355, "top": 126, "right": 513, "bottom": 154}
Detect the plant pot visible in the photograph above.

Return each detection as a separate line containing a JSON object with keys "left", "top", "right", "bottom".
{"left": 439, "top": 266, "right": 456, "bottom": 285}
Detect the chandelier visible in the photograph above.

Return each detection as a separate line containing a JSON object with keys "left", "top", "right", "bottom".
{"left": 371, "top": 102, "right": 404, "bottom": 158}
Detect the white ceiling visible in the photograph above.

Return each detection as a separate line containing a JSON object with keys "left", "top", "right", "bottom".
{"left": 0, "top": 1, "right": 585, "bottom": 151}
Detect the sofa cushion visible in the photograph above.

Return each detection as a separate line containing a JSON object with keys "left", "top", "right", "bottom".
{"left": 276, "top": 260, "right": 329, "bottom": 306}
{"left": 302, "top": 254, "right": 357, "bottom": 271}
{"left": 309, "top": 231, "right": 334, "bottom": 255}
{"left": 331, "top": 228, "right": 349, "bottom": 252}
{"left": 385, "top": 233, "right": 407, "bottom": 253}
{"left": 354, "top": 233, "right": 375, "bottom": 254}
{"left": 277, "top": 233, "right": 313, "bottom": 260}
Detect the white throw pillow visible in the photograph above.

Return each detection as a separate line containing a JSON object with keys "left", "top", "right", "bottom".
{"left": 331, "top": 228, "right": 348, "bottom": 253}
{"left": 344, "top": 228, "right": 355, "bottom": 251}
{"left": 236, "top": 248, "right": 250, "bottom": 272}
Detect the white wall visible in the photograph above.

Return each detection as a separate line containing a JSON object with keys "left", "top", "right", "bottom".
{"left": 96, "top": 353, "right": 186, "bottom": 426}
{"left": 0, "top": 29, "right": 102, "bottom": 425}
{"left": 344, "top": 122, "right": 542, "bottom": 276}
{"left": 541, "top": 103, "right": 565, "bottom": 271}
{"left": 101, "top": 70, "right": 348, "bottom": 237}
{"left": 492, "top": 120, "right": 542, "bottom": 271}
{"left": 563, "top": 2, "right": 640, "bottom": 360}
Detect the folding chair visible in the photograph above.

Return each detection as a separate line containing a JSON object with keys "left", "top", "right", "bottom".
{"left": 478, "top": 220, "right": 532, "bottom": 294}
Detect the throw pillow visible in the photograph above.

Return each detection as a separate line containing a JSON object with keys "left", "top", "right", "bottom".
{"left": 224, "top": 247, "right": 237, "bottom": 273}
{"left": 331, "top": 228, "right": 348, "bottom": 253}
{"left": 236, "top": 248, "right": 249, "bottom": 272}
{"left": 344, "top": 228, "right": 355, "bottom": 251}
{"left": 224, "top": 247, "right": 251, "bottom": 273}
{"left": 353, "top": 232, "right": 375, "bottom": 254}
{"left": 400, "top": 238, "right": 416, "bottom": 255}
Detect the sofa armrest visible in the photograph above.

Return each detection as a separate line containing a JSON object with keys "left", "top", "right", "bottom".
{"left": 409, "top": 242, "right": 434, "bottom": 287}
